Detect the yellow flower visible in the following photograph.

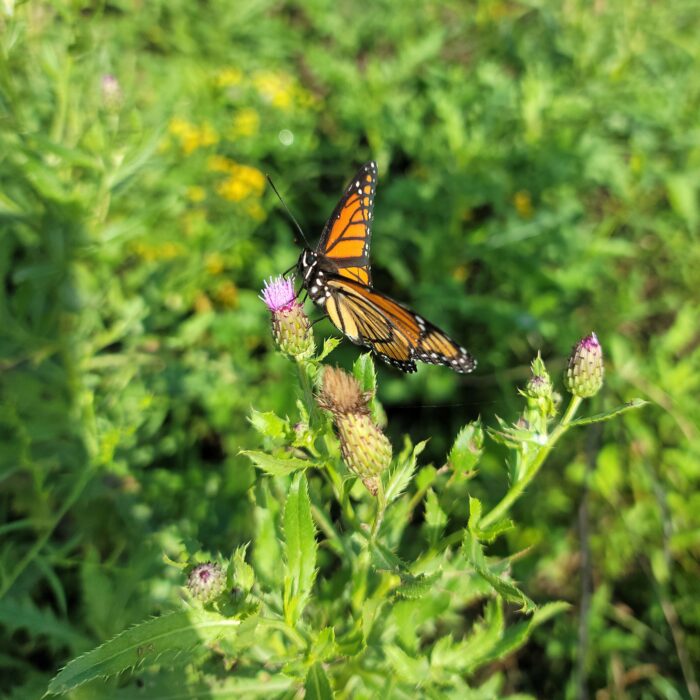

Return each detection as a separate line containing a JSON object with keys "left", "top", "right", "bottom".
{"left": 169, "top": 118, "right": 219, "bottom": 155}
{"left": 207, "top": 155, "right": 237, "bottom": 173}
{"left": 205, "top": 252, "right": 224, "bottom": 275}
{"left": 253, "top": 70, "right": 294, "bottom": 110}
{"left": 215, "top": 280, "right": 239, "bottom": 308}
{"left": 187, "top": 186, "right": 206, "bottom": 203}
{"left": 230, "top": 108, "right": 260, "bottom": 138}
{"left": 194, "top": 292, "right": 213, "bottom": 314}
{"left": 513, "top": 190, "right": 534, "bottom": 219}
{"left": 215, "top": 68, "right": 243, "bottom": 87}
{"left": 215, "top": 163, "right": 266, "bottom": 202}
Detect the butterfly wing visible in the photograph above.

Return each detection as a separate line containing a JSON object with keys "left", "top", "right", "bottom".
{"left": 317, "top": 161, "right": 377, "bottom": 287}
{"left": 323, "top": 277, "right": 476, "bottom": 374}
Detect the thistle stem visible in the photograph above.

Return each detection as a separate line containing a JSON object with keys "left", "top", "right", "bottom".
{"left": 481, "top": 396, "right": 583, "bottom": 529}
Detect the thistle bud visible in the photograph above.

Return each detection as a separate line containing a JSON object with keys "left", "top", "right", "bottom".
{"left": 317, "top": 367, "right": 391, "bottom": 495}
{"left": 564, "top": 332, "right": 604, "bottom": 398}
{"left": 187, "top": 562, "right": 226, "bottom": 603}
{"left": 260, "top": 275, "right": 314, "bottom": 360}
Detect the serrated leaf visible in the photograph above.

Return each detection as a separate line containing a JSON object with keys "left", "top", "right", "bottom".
{"left": 248, "top": 409, "right": 288, "bottom": 440}
{"left": 384, "top": 645, "right": 430, "bottom": 684}
{"left": 468, "top": 496, "right": 482, "bottom": 532}
{"left": 383, "top": 440, "right": 426, "bottom": 505}
{"left": 568, "top": 399, "right": 649, "bottom": 427}
{"left": 240, "top": 450, "right": 313, "bottom": 476}
{"left": 395, "top": 571, "right": 441, "bottom": 600}
{"left": 448, "top": 421, "right": 484, "bottom": 474}
{"left": 283, "top": 473, "right": 318, "bottom": 625}
{"left": 309, "top": 627, "right": 336, "bottom": 663}
{"left": 317, "top": 337, "right": 341, "bottom": 361}
{"left": 232, "top": 545, "right": 255, "bottom": 593}
{"left": 473, "top": 564, "right": 535, "bottom": 613}
{"left": 352, "top": 352, "right": 385, "bottom": 424}
{"left": 423, "top": 490, "right": 447, "bottom": 546}
{"left": 304, "top": 662, "right": 334, "bottom": 699}
{"left": 47, "top": 610, "right": 243, "bottom": 694}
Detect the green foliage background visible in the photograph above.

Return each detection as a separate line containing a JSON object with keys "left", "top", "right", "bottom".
{"left": 1, "top": 0, "right": 698, "bottom": 697}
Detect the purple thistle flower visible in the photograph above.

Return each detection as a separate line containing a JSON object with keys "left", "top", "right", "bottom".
{"left": 259, "top": 275, "right": 297, "bottom": 313}
{"left": 260, "top": 275, "right": 315, "bottom": 359}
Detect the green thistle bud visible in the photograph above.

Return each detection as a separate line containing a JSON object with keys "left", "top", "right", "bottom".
{"left": 317, "top": 367, "right": 392, "bottom": 495}
{"left": 260, "top": 276, "right": 315, "bottom": 360}
{"left": 187, "top": 562, "right": 226, "bottom": 603}
{"left": 564, "top": 332, "right": 604, "bottom": 398}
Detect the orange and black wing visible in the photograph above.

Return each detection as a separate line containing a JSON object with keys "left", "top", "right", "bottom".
{"left": 318, "top": 161, "right": 377, "bottom": 287}
{"left": 323, "top": 277, "right": 476, "bottom": 374}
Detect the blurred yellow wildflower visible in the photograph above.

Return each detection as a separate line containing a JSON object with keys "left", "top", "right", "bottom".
{"left": 513, "top": 190, "right": 534, "bottom": 218}
{"left": 194, "top": 292, "right": 213, "bottom": 314}
{"left": 205, "top": 252, "right": 225, "bottom": 275}
{"left": 187, "top": 186, "right": 206, "bottom": 203}
{"left": 132, "top": 241, "right": 185, "bottom": 261}
{"left": 230, "top": 108, "right": 260, "bottom": 138}
{"left": 254, "top": 71, "right": 294, "bottom": 110}
{"left": 207, "top": 155, "right": 237, "bottom": 173}
{"left": 168, "top": 118, "right": 219, "bottom": 155}
{"left": 215, "top": 163, "right": 266, "bottom": 202}
{"left": 215, "top": 280, "right": 239, "bottom": 308}
{"left": 215, "top": 68, "right": 243, "bottom": 87}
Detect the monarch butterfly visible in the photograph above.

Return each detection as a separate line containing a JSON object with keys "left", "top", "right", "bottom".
{"left": 296, "top": 162, "right": 476, "bottom": 374}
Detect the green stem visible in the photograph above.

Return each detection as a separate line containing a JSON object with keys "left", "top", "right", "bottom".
{"left": 258, "top": 617, "right": 308, "bottom": 649}
{"left": 481, "top": 396, "right": 583, "bottom": 529}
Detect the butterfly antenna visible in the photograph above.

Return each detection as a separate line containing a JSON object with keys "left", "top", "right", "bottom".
{"left": 266, "top": 174, "right": 311, "bottom": 248}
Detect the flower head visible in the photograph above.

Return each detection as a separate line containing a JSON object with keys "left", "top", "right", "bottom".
{"left": 317, "top": 367, "right": 391, "bottom": 495}
{"left": 260, "top": 275, "right": 297, "bottom": 313}
{"left": 187, "top": 562, "right": 226, "bottom": 603}
{"left": 564, "top": 332, "right": 604, "bottom": 398}
{"left": 101, "top": 74, "right": 122, "bottom": 110}
{"left": 260, "top": 275, "right": 314, "bottom": 360}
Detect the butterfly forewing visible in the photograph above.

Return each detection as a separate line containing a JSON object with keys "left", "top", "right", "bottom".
{"left": 318, "top": 162, "right": 377, "bottom": 286}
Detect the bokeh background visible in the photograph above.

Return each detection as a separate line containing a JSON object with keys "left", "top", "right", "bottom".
{"left": 1, "top": 0, "right": 699, "bottom": 697}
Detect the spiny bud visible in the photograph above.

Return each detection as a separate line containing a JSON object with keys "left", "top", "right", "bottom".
{"left": 187, "top": 562, "right": 226, "bottom": 603}
{"left": 317, "top": 367, "right": 391, "bottom": 495}
{"left": 260, "top": 275, "right": 315, "bottom": 360}
{"left": 525, "top": 353, "right": 553, "bottom": 399}
{"left": 564, "top": 332, "right": 604, "bottom": 398}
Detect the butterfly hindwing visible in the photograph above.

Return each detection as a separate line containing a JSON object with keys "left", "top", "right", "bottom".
{"left": 318, "top": 161, "right": 377, "bottom": 286}
{"left": 324, "top": 278, "right": 476, "bottom": 374}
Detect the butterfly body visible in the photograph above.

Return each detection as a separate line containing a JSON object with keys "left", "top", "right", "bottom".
{"left": 296, "top": 162, "right": 476, "bottom": 374}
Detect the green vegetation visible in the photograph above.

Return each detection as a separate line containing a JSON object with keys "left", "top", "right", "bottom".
{"left": 1, "top": 0, "right": 698, "bottom": 698}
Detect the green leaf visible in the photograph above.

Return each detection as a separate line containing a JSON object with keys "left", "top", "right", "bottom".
{"left": 240, "top": 450, "right": 313, "bottom": 476}
{"left": 47, "top": 610, "right": 244, "bottom": 694}
{"left": 384, "top": 644, "right": 430, "bottom": 685}
{"left": 395, "top": 571, "right": 441, "bottom": 600}
{"left": 448, "top": 421, "right": 484, "bottom": 474}
{"left": 317, "top": 337, "right": 341, "bottom": 361}
{"left": 232, "top": 545, "right": 255, "bottom": 593}
{"left": 384, "top": 439, "right": 427, "bottom": 505}
{"left": 283, "top": 473, "right": 318, "bottom": 625}
{"left": 248, "top": 409, "right": 288, "bottom": 440}
{"left": 352, "top": 352, "right": 385, "bottom": 424}
{"left": 304, "top": 662, "right": 334, "bottom": 699}
{"left": 423, "top": 490, "right": 447, "bottom": 546}
{"left": 473, "top": 564, "right": 536, "bottom": 614}
{"left": 467, "top": 496, "right": 483, "bottom": 532}
{"left": 567, "top": 399, "right": 649, "bottom": 427}
{"left": 309, "top": 627, "right": 337, "bottom": 663}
